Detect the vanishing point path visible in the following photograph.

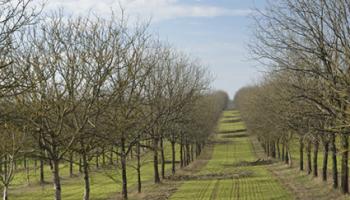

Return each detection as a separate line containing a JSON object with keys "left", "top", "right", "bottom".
{"left": 169, "top": 110, "right": 292, "bottom": 200}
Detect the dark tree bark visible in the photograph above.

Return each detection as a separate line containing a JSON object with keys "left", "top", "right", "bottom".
{"left": 40, "top": 159, "right": 45, "bottom": 185}
{"left": 281, "top": 142, "right": 285, "bottom": 161}
{"left": 24, "top": 156, "right": 27, "bottom": 170}
{"left": 0, "top": 158, "right": 2, "bottom": 173}
{"left": 34, "top": 160, "right": 37, "bottom": 175}
{"left": 313, "top": 140, "right": 319, "bottom": 177}
{"left": 79, "top": 157, "right": 82, "bottom": 174}
{"left": 341, "top": 134, "right": 349, "bottom": 193}
{"left": 196, "top": 142, "right": 201, "bottom": 157}
{"left": 307, "top": 140, "right": 312, "bottom": 175}
{"left": 69, "top": 153, "right": 74, "bottom": 178}
{"left": 136, "top": 139, "right": 141, "bottom": 193}
{"left": 285, "top": 147, "right": 289, "bottom": 164}
{"left": 102, "top": 148, "right": 106, "bottom": 166}
{"left": 191, "top": 144, "right": 194, "bottom": 161}
{"left": 82, "top": 153, "right": 90, "bottom": 200}
{"left": 271, "top": 141, "right": 276, "bottom": 158}
{"left": 25, "top": 161, "right": 30, "bottom": 185}
{"left": 322, "top": 141, "right": 329, "bottom": 181}
{"left": 160, "top": 137, "right": 165, "bottom": 179}
{"left": 171, "top": 140, "right": 176, "bottom": 175}
{"left": 180, "top": 142, "right": 184, "bottom": 168}
{"left": 109, "top": 147, "right": 113, "bottom": 165}
{"left": 153, "top": 137, "right": 160, "bottom": 183}
{"left": 299, "top": 137, "right": 304, "bottom": 171}
{"left": 120, "top": 137, "right": 128, "bottom": 199}
{"left": 276, "top": 140, "right": 280, "bottom": 159}
{"left": 52, "top": 159, "right": 62, "bottom": 200}
{"left": 331, "top": 133, "right": 338, "bottom": 189}
{"left": 186, "top": 142, "right": 190, "bottom": 166}
{"left": 95, "top": 155, "right": 99, "bottom": 169}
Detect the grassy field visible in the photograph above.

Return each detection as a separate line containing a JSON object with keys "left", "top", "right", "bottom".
{"left": 8, "top": 143, "right": 180, "bottom": 200}
{"left": 170, "top": 110, "right": 292, "bottom": 200}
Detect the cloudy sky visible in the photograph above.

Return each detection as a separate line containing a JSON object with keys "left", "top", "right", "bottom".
{"left": 45, "top": 0, "right": 266, "bottom": 98}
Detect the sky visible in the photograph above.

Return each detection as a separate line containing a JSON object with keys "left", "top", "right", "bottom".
{"left": 45, "top": 0, "right": 266, "bottom": 98}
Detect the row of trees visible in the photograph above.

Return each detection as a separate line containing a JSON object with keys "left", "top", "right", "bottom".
{"left": 0, "top": 1, "right": 229, "bottom": 200}
{"left": 235, "top": 0, "right": 350, "bottom": 195}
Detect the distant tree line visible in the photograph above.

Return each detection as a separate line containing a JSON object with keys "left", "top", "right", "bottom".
{"left": 235, "top": 0, "right": 350, "bottom": 195}
{"left": 0, "top": 1, "right": 229, "bottom": 200}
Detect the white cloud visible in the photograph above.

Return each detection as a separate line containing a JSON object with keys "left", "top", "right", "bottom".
{"left": 44, "top": 0, "right": 253, "bottom": 22}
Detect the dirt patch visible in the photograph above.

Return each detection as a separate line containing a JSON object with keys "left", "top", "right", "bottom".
{"left": 212, "top": 140, "right": 234, "bottom": 145}
{"left": 167, "top": 171, "right": 254, "bottom": 181}
{"left": 221, "top": 133, "right": 247, "bottom": 138}
{"left": 163, "top": 160, "right": 180, "bottom": 164}
{"left": 222, "top": 119, "right": 242, "bottom": 123}
{"left": 218, "top": 129, "right": 247, "bottom": 134}
{"left": 226, "top": 159, "right": 275, "bottom": 167}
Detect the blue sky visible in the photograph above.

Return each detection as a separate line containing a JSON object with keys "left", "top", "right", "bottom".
{"left": 46, "top": 0, "right": 266, "bottom": 98}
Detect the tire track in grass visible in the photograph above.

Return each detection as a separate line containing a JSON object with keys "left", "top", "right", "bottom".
{"left": 198, "top": 181, "right": 212, "bottom": 200}
{"left": 229, "top": 177, "right": 234, "bottom": 200}
{"left": 210, "top": 179, "right": 220, "bottom": 200}
{"left": 233, "top": 178, "right": 239, "bottom": 200}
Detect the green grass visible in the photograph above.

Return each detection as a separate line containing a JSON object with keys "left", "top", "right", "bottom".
{"left": 170, "top": 110, "right": 292, "bottom": 200}
{"left": 8, "top": 143, "right": 180, "bottom": 200}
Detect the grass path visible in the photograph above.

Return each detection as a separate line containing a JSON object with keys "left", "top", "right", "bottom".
{"left": 170, "top": 110, "right": 292, "bottom": 200}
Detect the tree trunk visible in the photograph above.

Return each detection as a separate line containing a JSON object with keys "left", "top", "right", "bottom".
{"left": 191, "top": 144, "right": 194, "bottom": 161}
{"left": 153, "top": 137, "right": 160, "bottom": 184}
{"left": 331, "top": 133, "right": 338, "bottom": 188}
{"left": 102, "top": 148, "right": 106, "bottom": 166}
{"left": 341, "top": 134, "right": 349, "bottom": 194}
{"left": 0, "top": 158, "right": 3, "bottom": 173}
{"left": 180, "top": 135, "right": 184, "bottom": 168}
{"left": 69, "top": 153, "right": 73, "bottom": 178}
{"left": 307, "top": 140, "right": 312, "bottom": 175}
{"left": 82, "top": 153, "right": 90, "bottom": 200}
{"left": 136, "top": 140, "right": 141, "bottom": 193}
{"left": 313, "top": 140, "right": 319, "bottom": 177}
{"left": 109, "top": 147, "right": 113, "bottom": 165}
{"left": 95, "top": 155, "right": 99, "bottom": 169}
{"left": 288, "top": 149, "right": 292, "bottom": 167}
{"left": 196, "top": 142, "right": 201, "bottom": 157}
{"left": 322, "top": 141, "right": 329, "bottom": 181}
{"left": 281, "top": 143, "right": 285, "bottom": 161}
{"left": 285, "top": 148, "right": 289, "bottom": 164}
{"left": 276, "top": 140, "right": 280, "bottom": 159}
{"left": 52, "top": 159, "right": 62, "bottom": 200}
{"left": 272, "top": 141, "right": 276, "bottom": 158}
{"left": 40, "top": 159, "right": 45, "bottom": 185}
{"left": 34, "top": 160, "right": 37, "bottom": 175}
{"left": 160, "top": 137, "right": 165, "bottom": 179}
{"left": 180, "top": 143, "right": 184, "bottom": 168}
{"left": 121, "top": 137, "right": 128, "bottom": 199}
{"left": 171, "top": 141, "right": 176, "bottom": 175}
{"left": 26, "top": 162, "right": 30, "bottom": 185}
{"left": 3, "top": 185, "right": 8, "bottom": 200}
{"left": 79, "top": 157, "right": 82, "bottom": 174}
{"left": 186, "top": 142, "right": 190, "bottom": 166}
{"left": 299, "top": 137, "right": 304, "bottom": 171}
{"left": 24, "top": 156, "right": 27, "bottom": 170}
